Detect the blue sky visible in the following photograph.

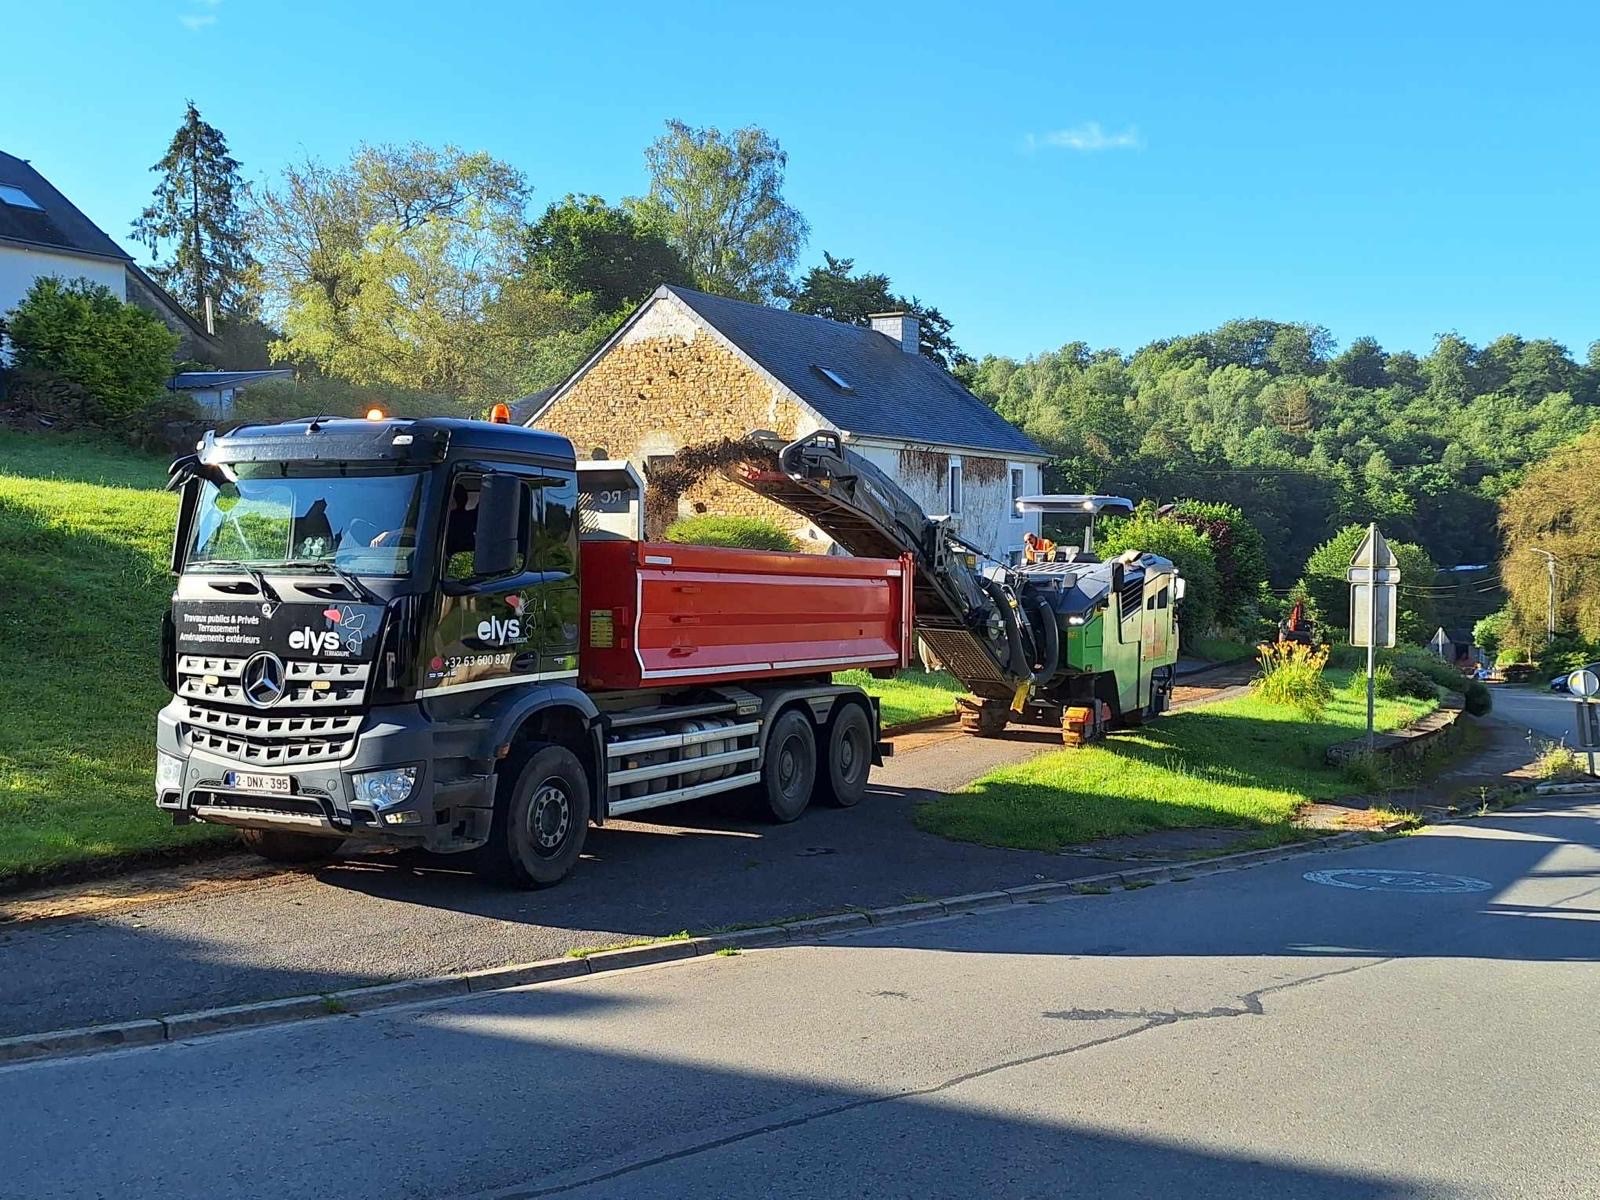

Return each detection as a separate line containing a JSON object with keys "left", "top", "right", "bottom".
{"left": 7, "top": 0, "right": 1598, "bottom": 362}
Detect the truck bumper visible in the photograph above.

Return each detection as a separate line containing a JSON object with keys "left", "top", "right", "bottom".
{"left": 156, "top": 700, "right": 497, "bottom": 853}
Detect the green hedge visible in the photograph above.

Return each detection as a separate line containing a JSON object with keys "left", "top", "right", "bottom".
{"left": 663, "top": 514, "right": 800, "bottom": 552}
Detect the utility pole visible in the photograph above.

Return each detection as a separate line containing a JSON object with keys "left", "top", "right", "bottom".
{"left": 1530, "top": 549, "right": 1559, "bottom": 643}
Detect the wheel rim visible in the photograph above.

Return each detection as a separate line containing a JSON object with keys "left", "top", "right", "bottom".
{"left": 839, "top": 725, "right": 863, "bottom": 781}
{"left": 778, "top": 735, "right": 801, "bottom": 795}
{"left": 527, "top": 779, "right": 571, "bottom": 857}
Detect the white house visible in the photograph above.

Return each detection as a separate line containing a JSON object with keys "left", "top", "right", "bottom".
{"left": 525, "top": 284, "right": 1051, "bottom": 563}
{"left": 0, "top": 149, "right": 216, "bottom": 360}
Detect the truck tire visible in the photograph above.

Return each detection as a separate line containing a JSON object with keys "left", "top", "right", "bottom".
{"left": 818, "top": 703, "right": 871, "bottom": 808}
{"left": 477, "top": 743, "right": 591, "bottom": 888}
{"left": 237, "top": 829, "right": 344, "bottom": 864}
{"left": 759, "top": 709, "right": 816, "bottom": 823}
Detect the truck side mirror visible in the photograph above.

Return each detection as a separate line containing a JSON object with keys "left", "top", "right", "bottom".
{"left": 1174, "top": 576, "right": 1187, "bottom": 601}
{"left": 473, "top": 475, "right": 525, "bottom": 578}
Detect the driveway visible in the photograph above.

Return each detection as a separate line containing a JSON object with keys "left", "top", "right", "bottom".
{"left": 5, "top": 794, "right": 1596, "bottom": 1199}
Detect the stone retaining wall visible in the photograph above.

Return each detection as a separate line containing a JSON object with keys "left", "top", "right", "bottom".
{"left": 1325, "top": 694, "right": 1467, "bottom": 766}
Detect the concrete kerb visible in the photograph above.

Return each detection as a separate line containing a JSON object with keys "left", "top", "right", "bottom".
{"left": 0, "top": 800, "right": 1532, "bottom": 1069}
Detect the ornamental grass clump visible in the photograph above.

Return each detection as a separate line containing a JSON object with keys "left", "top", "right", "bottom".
{"left": 1253, "top": 641, "right": 1332, "bottom": 719}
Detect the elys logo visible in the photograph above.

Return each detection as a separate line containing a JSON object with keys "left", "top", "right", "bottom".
{"left": 288, "top": 606, "right": 368, "bottom": 656}
{"left": 475, "top": 594, "right": 528, "bottom": 646}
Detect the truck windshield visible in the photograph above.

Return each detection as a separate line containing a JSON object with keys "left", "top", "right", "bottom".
{"left": 188, "top": 467, "right": 426, "bottom": 577}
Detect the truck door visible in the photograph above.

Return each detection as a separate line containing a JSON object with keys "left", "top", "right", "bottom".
{"left": 423, "top": 471, "right": 557, "bottom": 696}
{"left": 530, "top": 474, "right": 580, "bottom": 677}
{"left": 1142, "top": 574, "right": 1172, "bottom": 666}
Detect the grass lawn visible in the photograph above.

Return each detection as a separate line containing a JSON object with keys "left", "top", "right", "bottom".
{"left": 838, "top": 667, "right": 963, "bottom": 729}
{"left": 0, "top": 431, "right": 231, "bottom": 882}
{"left": 916, "top": 669, "right": 1437, "bottom": 852}
{"left": 1187, "top": 634, "right": 1256, "bottom": 663}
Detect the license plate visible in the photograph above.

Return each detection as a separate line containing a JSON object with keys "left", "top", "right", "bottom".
{"left": 226, "top": 771, "right": 293, "bottom": 795}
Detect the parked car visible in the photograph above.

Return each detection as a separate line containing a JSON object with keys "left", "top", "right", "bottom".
{"left": 1551, "top": 662, "right": 1600, "bottom": 692}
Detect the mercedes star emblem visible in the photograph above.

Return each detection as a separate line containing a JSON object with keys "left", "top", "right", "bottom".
{"left": 241, "top": 651, "right": 288, "bottom": 708}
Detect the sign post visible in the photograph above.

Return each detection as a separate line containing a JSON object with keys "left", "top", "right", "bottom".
{"left": 1348, "top": 525, "right": 1400, "bottom": 750}
{"left": 1569, "top": 668, "right": 1600, "bottom": 777}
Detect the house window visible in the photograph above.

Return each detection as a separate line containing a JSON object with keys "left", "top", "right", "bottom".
{"left": 1009, "top": 466, "right": 1026, "bottom": 519}
{"left": 947, "top": 458, "right": 963, "bottom": 516}
{"left": 0, "top": 185, "right": 42, "bottom": 210}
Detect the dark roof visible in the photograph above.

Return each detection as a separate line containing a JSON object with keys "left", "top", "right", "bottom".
{"left": 170, "top": 370, "right": 294, "bottom": 390}
{"left": 508, "top": 387, "right": 557, "bottom": 426}
{"left": 0, "top": 151, "right": 130, "bottom": 261}
{"left": 659, "top": 286, "right": 1045, "bottom": 458}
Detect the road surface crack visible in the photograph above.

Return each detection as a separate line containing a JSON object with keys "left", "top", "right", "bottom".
{"left": 481, "top": 958, "right": 1389, "bottom": 1199}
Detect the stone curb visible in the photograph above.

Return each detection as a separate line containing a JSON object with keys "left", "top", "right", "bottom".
{"left": 1533, "top": 781, "right": 1600, "bottom": 795}
{"left": 0, "top": 1018, "right": 165, "bottom": 1065}
{"left": 0, "top": 803, "right": 1512, "bottom": 1069}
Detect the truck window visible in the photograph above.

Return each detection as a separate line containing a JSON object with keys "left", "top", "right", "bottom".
{"left": 535, "top": 475, "right": 578, "bottom": 576}
{"left": 442, "top": 474, "right": 532, "bottom": 583}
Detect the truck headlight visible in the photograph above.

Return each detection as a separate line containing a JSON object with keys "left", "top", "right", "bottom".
{"left": 352, "top": 766, "right": 419, "bottom": 808}
{"left": 156, "top": 752, "right": 184, "bottom": 795}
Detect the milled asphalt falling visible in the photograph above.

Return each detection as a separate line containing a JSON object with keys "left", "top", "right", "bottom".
{"left": 3, "top": 795, "right": 1595, "bottom": 1199}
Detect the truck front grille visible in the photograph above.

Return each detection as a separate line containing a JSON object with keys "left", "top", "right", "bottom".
{"left": 176, "top": 655, "right": 369, "bottom": 765}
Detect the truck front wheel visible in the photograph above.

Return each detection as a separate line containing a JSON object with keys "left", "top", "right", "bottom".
{"left": 237, "top": 829, "right": 344, "bottom": 864}
{"left": 759, "top": 710, "right": 816, "bottom": 823}
{"left": 477, "top": 743, "right": 592, "bottom": 888}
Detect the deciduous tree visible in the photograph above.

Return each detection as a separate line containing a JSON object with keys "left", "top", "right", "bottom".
{"left": 627, "top": 121, "right": 808, "bottom": 303}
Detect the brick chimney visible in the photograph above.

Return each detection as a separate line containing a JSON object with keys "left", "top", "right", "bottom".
{"left": 869, "top": 311, "right": 920, "bottom": 355}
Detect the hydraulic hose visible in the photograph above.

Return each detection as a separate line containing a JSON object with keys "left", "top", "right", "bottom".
{"left": 1022, "top": 591, "right": 1060, "bottom": 683}
{"left": 978, "top": 577, "right": 1037, "bottom": 685}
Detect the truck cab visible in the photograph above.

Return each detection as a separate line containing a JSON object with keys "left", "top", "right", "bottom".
{"left": 157, "top": 416, "right": 904, "bottom": 886}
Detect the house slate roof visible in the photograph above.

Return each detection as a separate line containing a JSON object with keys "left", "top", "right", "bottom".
{"left": 0, "top": 151, "right": 131, "bottom": 261}
{"left": 169, "top": 370, "right": 293, "bottom": 390}
{"left": 662, "top": 286, "right": 1046, "bottom": 459}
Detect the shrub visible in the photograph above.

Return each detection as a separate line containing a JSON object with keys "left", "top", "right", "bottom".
{"left": 1463, "top": 679, "right": 1492, "bottom": 716}
{"left": 1168, "top": 500, "right": 1269, "bottom": 631}
{"left": 1099, "top": 514, "right": 1220, "bottom": 636}
{"left": 1388, "top": 646, "right": 1462, "bottom": 690}
{"left": 663, "top": 514, "right": 799, "bottom": 552}
{"left": 1534, "top": 742, "right": 1585, "bottom": 781}
{"left": 1253, "top": 641, "right": 1332, "bottom": 719}
{"left": 1391, "top": 666, "right": 1441, "bottom": 701}
{"left": 4, "top": 277, "right": 178, "bottom": 423}
{"left": 122, "top": 394, "right": 203, "bottom": 454}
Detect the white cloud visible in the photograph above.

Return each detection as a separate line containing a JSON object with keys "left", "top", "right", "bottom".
{"left": 1024, "top": 122, "right": 1142, "bottom": 152}
{"left": 179, "top": 0, "right": 219, "bottom": 29}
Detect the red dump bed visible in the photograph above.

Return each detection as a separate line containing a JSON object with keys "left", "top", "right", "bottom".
{"left": 578, "top": 541, "right": 914, "bottom": 691}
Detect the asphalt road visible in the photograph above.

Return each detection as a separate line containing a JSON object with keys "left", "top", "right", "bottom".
{"left": 0, "top": 724, "right": 1096, "bottom": 1038}
{"left": 1491, "top": 683, "right": 1596, "bottom": 750}
{"left": 4, "top": 794, "right": 1596, "bottom": 1199}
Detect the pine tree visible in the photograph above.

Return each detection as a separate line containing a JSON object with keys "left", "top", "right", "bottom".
{"left": 132, "top": 101, "right": 255, "bottom": 321}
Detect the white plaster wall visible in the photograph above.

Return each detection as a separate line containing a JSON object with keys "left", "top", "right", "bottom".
{"left": 842, "top": 442, "right": 1042, "bottom": 563}
{"left": 0, "top": 245, "right": 126, "bottom": 316}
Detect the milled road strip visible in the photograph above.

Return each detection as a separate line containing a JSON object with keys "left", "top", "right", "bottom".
{"left": 0, "top": 822, "right": 1428, "bottom": 1069}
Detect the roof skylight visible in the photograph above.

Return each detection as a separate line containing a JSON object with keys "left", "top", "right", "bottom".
{"left": 0, "top": 185, "right": 43, "bottom": 210}
{"left": 814, "top": 365, "right": 853, "bottom": 391}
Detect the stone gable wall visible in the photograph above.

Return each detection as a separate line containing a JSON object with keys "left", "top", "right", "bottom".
{"left": 535, "top": 300, "right": 825, "bottom": 547}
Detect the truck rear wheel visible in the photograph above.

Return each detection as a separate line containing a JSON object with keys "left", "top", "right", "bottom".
{"left": 759, "top": 709, "right": 816, "bottom": 822}
{"left": 237, "top": 829, "right": 344, "bottom": 864}
{"left": 477, "top": 743, "right": 591, "bottom": 888}
{"left": 818, "top": 703, "right": 871, "bottom": 808}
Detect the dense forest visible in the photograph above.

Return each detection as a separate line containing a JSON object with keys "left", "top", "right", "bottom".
{"left": 958, "top": 324, "right": 1599, "bottom": 629}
